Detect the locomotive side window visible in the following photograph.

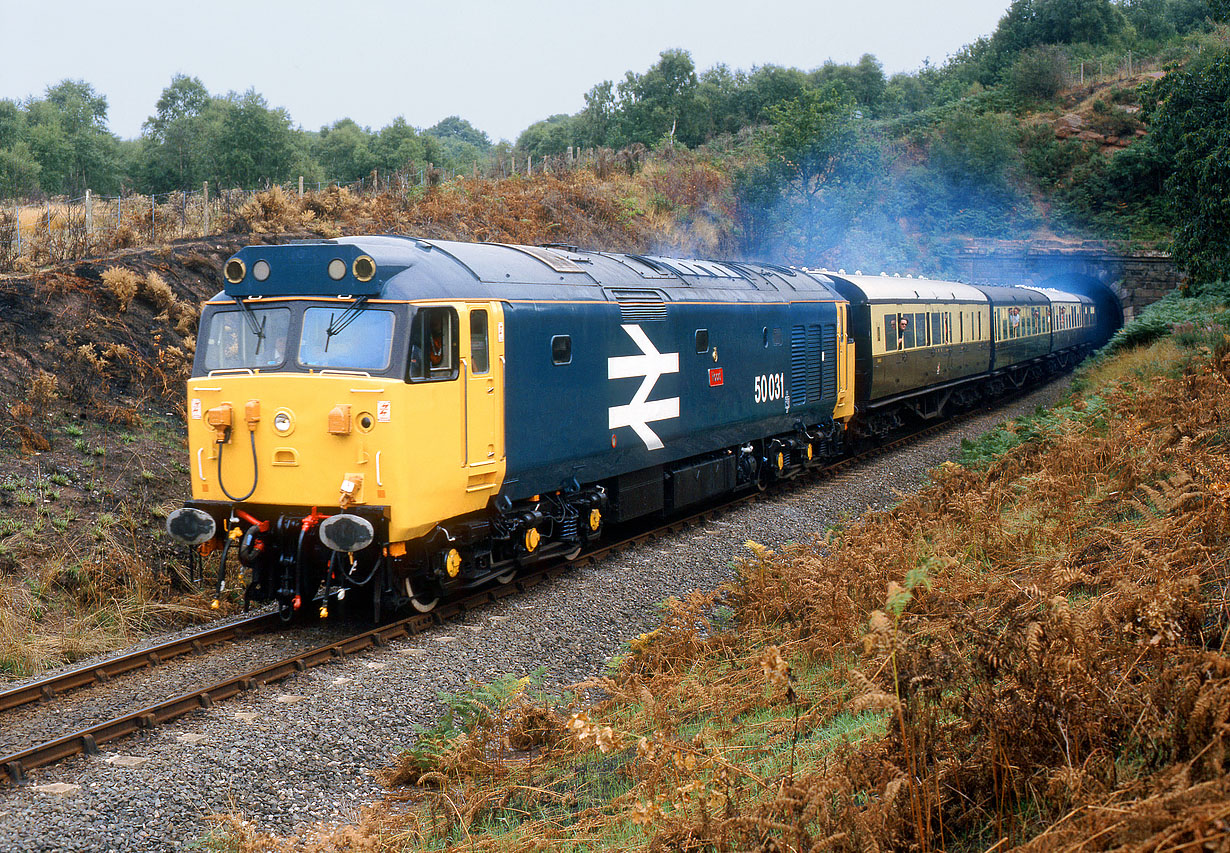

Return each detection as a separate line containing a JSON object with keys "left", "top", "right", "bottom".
{"left": 299, "top": 307, "right": 395, "bottom": 371}
{"left": 470, "top": 310, "right": 489, "bottom": 375}
{"left": 203, "top": 307, "right": 292, "bottom": 371}
{"left": 408, "top": 307, "right": 459, "bottom": 380}
{"left": 694, "top": 329, "right": 709, "bottom": 354}
{"left": 551, "top": 335, "right": 572, "bottom": 365}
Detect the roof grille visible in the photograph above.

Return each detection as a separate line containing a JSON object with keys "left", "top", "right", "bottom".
{"left": 611, "top": 289, "right": 668, "bottom": 322}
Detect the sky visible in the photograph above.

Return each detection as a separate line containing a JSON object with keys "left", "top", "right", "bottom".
{"left": 2, "top": 0, "right": 1011, "bottom": 143}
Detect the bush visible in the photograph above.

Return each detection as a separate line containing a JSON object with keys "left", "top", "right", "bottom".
{"left": 1089, "top": 98, "right": 1141, "bottom": 137}
{"left": 1007, "top": 45, "right": 1069, "bottom": 101}
{"left": 1098, "top": 279, "right": 1230, "bottom": 356}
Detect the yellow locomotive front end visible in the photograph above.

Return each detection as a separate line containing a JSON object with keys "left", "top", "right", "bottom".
{"left": 168, "top": 243, "right": 507, "bottom": 620}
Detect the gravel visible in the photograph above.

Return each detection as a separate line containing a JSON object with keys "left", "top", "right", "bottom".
{"left": 0, "top": 379, "right": 1071, "bottom": 852}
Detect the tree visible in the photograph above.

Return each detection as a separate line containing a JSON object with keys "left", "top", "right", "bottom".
{"left": 751, "top": 91, "right": 878, "bottom": 260}
{"left": 1007, "top": 45, "right": 1069, "bottom": 101}
{"left": 577, "top": 81, "right": 616, "bottom": 149}
{"left": 24, "top": 80, "right": 120, "bottom": 195}
{"left": 0, "top": 141, "right": 41, "bottom": 198}
{"left": 615, "top": 49, "right": 703, "bottom": 147}
{"left": 987, "top": 0, "right": 1125, "bottom": 78}
{"left": 1144, "top": 48, "right": 1230, "bottom": 282}
{"left": 515, "top": 114, "right": 577, "bottom": 159}
{"left": 426, "top": 116, "right": 491, "bottom": 150}
{"left": 810, "top": 55, "right": 889, "bottom": 115}
{"left": 141, "top": 75, "right": 218, "bottom": 193}
{"left": 211, "top": 89, "right": 298, "bottom": 188}
{"left": 315, "top": 118, "right": 378, "bottom": 182}
{"left": 372, "top": 117, "right": 437, "bottom": 176}
{"left": 1120, "top": 0, "right": 1178, "bottom": 40}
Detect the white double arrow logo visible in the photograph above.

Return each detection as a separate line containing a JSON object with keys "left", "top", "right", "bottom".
{"left": 608, "top": 324, "right": 679, "bottom": 451}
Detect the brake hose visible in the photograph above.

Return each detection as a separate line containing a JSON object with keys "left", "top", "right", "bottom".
{"left": 217, "top": 430, "right": 259, "bottom": 502}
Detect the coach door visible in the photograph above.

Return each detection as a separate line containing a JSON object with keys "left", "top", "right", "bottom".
{"left": 463, "top": 303, "right": 505, "bottom": 468}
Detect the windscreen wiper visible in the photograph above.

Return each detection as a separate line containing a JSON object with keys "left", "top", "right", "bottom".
{"left": 233, "top": 295, "right": 266, "bottom": 355}
{"left": 324, "top": 295, "right": 370, "bottom": 352}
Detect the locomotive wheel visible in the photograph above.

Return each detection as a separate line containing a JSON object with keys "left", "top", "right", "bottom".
{"left": 494, "top": 569, "right": 517, "bottom": 585}
{"left": 402, "top": 577, "right": 439, "bottom": 613}
{"left": 410, "top": 595, "right": 439, "bottom": 613}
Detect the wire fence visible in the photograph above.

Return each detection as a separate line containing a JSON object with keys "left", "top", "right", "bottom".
{"left": 1064, "top": 50, "right": 1163, "bottom": 87}
{"left": 0, "top": 146, "right": 622, "bottom": 274}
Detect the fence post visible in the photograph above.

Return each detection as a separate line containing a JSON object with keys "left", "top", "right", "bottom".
{"left": 299, "top": 175, "right": 304, "bottom": 197}
{"left": 528, "top": 154, "right": 533, "bottom": 176}
{"left": 14, "top": 203, "right": 20, "bottom": 258}
{"left": 203, "top": 182, "right": 209, "bottom": 234}
{"left": 150, "top": 194, "right": 156, "bottom": 240}
{"left": 85, "top": 189, "right": 92, "bottom": 236}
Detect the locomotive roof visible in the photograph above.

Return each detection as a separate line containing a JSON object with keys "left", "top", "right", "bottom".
{"left": 817, "top": 271, "right": 988, "bottom": 303}
{"left": 215, "top": 235, "right": 843, "bottom": 303}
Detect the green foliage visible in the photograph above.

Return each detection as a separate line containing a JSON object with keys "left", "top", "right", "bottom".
{"left": 1007, "top": 45, "right": 1069, "bottom": 101}
{"left": 398, "top": 670, "right": 549, "bottom": 774}
{"left": 1143, "top": 46, "right": 1230, "bottom": 282}
{"left": 742, "top": 90, "right": 880, "bottom": 261}
{"left": 427, "top": 115, "right": 492, "bottom": 150}
{"left": 616, "top": 49, "right": 703, "bottom": 147}
{"left": 1097, "top": 279, "right": 1230, "bottom": 355}
{"left": 515, "top": 114, "right": 579, "bottom": 160}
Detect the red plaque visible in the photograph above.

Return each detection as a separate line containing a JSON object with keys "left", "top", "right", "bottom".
{"left": 709, "top": 368, "right": 724, "bottom": 387}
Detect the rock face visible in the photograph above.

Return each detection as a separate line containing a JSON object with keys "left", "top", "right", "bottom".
{"left": 1054, "top": 111, "right": 1141, "bottom": 153}
{"left": 1055, "top": 113, "right": 1087, "bottom": 138}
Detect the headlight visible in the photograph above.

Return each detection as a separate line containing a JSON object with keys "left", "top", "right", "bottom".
{"left": 273, "top": 411, "right": 294, "bottom": 435}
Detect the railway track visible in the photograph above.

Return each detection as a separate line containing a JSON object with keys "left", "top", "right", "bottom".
{"left": 0, "top": 396, "right": 1014, "bottom": 786}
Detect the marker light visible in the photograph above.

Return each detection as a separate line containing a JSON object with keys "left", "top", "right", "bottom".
{"left": 328, "top": 258, "right": 346, "bottom": 280}
{"left": 224, "top": 259, "right": 246, "bottom": 283}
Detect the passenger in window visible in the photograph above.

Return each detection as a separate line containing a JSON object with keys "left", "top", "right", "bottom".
{"left": 897, "top": 316, "right": 908, "bottom": 350}
{"left": 1009, "top": 307, "right": 1021, "bottom": 337}
{"left": 428, "top": 313, "right": 445, "bottom": 368}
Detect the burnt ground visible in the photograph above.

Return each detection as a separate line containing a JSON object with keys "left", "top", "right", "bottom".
{"left": 0, "top": 235, "right": 304, "bottom": 670}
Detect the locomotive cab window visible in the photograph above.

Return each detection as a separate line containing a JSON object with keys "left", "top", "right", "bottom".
{"left": 202, "top": 306, "right": 292, "bottom": 371}
{"left": 694, "top": 329, "right": 709, "bottom": 354}
{"left": 551, "top": 335, "right": 572, "bottom": 365}
{"left": 299, "top": 306, "right": 395, "bottom": 372}
{"left": 470, "top": 310, "right": 489, "bottom": 375}
{"left": 408, "top": 307, "right": 459, "bottom": 380}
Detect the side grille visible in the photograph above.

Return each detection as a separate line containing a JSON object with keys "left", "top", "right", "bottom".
{"left": 790, "top": 325, "right": 807, "bottom": 406}
{"left": 611, "top": 289, "right": 667, "bottom": 322}
{"left": 821, "top": 323, "right": 838, "bottom": 398}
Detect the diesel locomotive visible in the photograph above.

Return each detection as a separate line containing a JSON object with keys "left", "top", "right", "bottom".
{"left": 166, "top": 236, "right": 1115, "bottom": 619}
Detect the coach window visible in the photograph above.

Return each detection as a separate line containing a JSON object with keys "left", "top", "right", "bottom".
{"left": 913, "top": 313, "right": 928, "bottom": 346}
{"left": 695, "top": 329, "right": 709, "bottom": 354}
{"left": 900, "top": 314, "right": 915, "bottom": 349}
{"left": 931, "top": 312, "right": 943, "bottom": 347}
{"left": 551, "top": 335, "right": 572, "bottom": 365}
{"left": 408, "top": 307, "right": 459, "bottom": 381}
{"left": 470, "top": 310, "right": 489, "bottom": 374}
